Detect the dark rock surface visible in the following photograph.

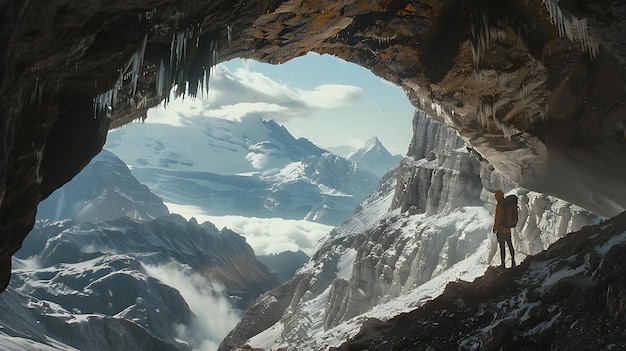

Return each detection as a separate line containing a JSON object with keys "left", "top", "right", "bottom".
{"left": 0, "top": 0, "right": 625, "bottom": 291}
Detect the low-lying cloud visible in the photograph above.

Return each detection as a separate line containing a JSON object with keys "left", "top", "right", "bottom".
{"left": 143, "top": 262, "right": 242, "bottom": 351}
{"left": 166, "top": 202, "right": 333, "bottom": 256}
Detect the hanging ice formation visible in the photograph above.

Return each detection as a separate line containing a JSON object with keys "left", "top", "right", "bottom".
{"left": 156, "top": 60, "right": 166, "bottom": 97}
{"left": 93, "top": 70, "right": 123, "bottom": 117}
{"left": 131, "top": 35, "right": 148, "bottom": 95}
{"left": 94, "top": 22, "right": 219, "bottom": 116}
{"left": 469, "top": 9, "right": 507, "bottom": 66}
{"left": 162, "top": 27, "right": 218, "bottom": 101}
{"left": 93, "top": 34, "right": 147, "bottom": 116}
{"left": 544, "top": 0, "right": 600, "bottom": 59}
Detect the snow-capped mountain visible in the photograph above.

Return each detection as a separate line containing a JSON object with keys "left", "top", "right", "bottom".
{"left": 219, "top": 111, "right": 602, "bottom": 351}
{"left": 3, "top": 214, "right": 279, "bottom": 351}
{"left": 105, "top": 116, "right": 384, "bottom": 226}
{"left": 346, "top": 137, "right": 403, "bottom": 177}
{"left": 4, "top": 108, "right": 611, "bottom": 351}
{"left": 36, "top": 149, "right": 170, "bottom": 223}
{"left": 106, "top": 115, "right": 326, "bottom": 175}
{"left": 0, "top": 148, "right": 286, "bottom": 351}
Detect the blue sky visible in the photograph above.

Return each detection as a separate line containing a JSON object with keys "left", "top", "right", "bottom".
{"left": 145, "top": 53, "right": 415, "bottom": 155}
{"left": 211, "top": 53, "right": 415, "bottom": 155}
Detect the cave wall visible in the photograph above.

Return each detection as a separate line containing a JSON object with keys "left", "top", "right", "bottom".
{"left": 1, "top": 0, "right": 626, "bottom": 290}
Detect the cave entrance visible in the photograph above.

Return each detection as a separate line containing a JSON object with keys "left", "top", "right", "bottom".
{"left": 103, "top": 52, "right": 414, "bottom": 256}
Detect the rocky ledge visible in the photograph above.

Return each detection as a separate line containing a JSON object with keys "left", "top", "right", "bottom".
{"left": 332, "top": 210, "right": 626, "bottom": 351}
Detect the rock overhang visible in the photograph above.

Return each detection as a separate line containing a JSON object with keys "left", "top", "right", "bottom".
{"left": 0, "top": 0, "right": 625, "bottom": 290}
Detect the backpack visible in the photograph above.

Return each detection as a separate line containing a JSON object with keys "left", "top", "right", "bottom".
{"left": 501, "top": 195, "right": 519, "bottom": 228}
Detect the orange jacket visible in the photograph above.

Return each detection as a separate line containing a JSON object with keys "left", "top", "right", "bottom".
{"left": 493, "top": 202, "right": 511, "bottom": 234}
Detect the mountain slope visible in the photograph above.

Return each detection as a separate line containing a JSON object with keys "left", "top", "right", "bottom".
{"left": 106, "top": 116, "right": 326, "bottom": 175}
{"left": 106, "top": 116, "right": 384, "bottom": 226}
{"left": 3, "top": 215, "right": 279, "bottom": 350}
{"left": 36, "top": 149, "right": 169, "bottom": 223}
{"left": 333, "top": 211, "right": 626, "bottom": 350}
{"left": 346, "top": 137, "right": 402, "bottom": 178}
{"left": 257, "top": 250, "right": 310, "bottom": 284}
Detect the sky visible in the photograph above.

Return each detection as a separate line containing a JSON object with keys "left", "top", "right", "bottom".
{"left": 148, "top": 52, "right": 416, "bottom": 155}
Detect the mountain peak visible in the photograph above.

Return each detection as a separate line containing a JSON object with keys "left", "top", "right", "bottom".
{"left": 346, "top": 137, "right": 402, "bottom": 178}
{"left": 365, "top": 136, "right": 380, "bottom": 146}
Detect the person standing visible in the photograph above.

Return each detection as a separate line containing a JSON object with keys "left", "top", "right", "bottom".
{"left": 493, "top": 190, "right": 516, "bottom": 268}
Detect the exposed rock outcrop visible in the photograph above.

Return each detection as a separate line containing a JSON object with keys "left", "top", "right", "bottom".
{"left": 392, "top": 110, "right": 482, "bottom": 214}
{"left": 332, "top": 211, "right": 626, "bottom": 351}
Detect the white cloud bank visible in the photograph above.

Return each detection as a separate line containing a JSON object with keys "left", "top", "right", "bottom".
{"left": 166, "top": 203, "right": 333, "bottom": 256}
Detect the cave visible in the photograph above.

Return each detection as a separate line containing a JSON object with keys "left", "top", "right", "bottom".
{"left": 1, "top": 0, "right": 625, "bottom": 291}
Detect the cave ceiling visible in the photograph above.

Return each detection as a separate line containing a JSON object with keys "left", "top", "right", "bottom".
{"left": 0, "top": 0, "right": 625, "bottom": 290}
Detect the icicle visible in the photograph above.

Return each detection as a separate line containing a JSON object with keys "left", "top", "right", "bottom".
{"left": 543, "top": 0, "right": 599, "bottom": 59}
{"left": 170, "top": 30, "right": 189, "bottom": 71}
{"left": 242, "top": 58, "right": 251, "bottom": 70}
{"left": 145, "top": 8, "right": 156, "bottom": 22}
{"left": 156, "top": 60, "right": 166, "bottom": 97}
{"left": 93, "top": 70, "right": 123, "bottom": 117}
{"left": 227, "top": 25, "right": 232, "bottom": 43}
{"left": 131, "top": 34, "right": 148, "bottom": 95}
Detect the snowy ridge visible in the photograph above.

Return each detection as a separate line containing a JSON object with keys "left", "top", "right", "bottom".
{"left": 106, "top": 115, "right": 324, "bottom": 175}
{"left": 333, "top": 212, "right": 626, "bottom": 350}
{"left": 3, "top": 215, "right": 279, "bottom": 351}
{"left": 106, "top": 116, "right": 386, "bottom": 226}
{"left": 36, "top": 149, "right": 169, "bottom": 223}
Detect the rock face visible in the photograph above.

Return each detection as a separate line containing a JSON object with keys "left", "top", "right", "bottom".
{"left": 392, "top": 110, "right": 482, "bottom": 214}
{"left": 217, "top": 112, "right": 601, "bottom": 351}
{"left": 0, "top": 0, "right": 625, "bottom": 290}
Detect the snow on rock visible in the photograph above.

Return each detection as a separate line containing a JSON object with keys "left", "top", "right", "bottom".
{"left": 220, "top": 110, "right": 601, "bottom": 351}
{"left": 36, "top": 149, "right": 170, "bottom": 223}
{"left": 334, "top": 212, "right": 626, "bottom": 351}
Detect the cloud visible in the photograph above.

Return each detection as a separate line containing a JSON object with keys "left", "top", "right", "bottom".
{"left": 143, "top": 262, "right": 242, "bottom": 351}
{"left": 147, "top": 64, "right": 364, "bottom": 124}
{"left": 298, "top": 84, "right": 363, "bottom": 109}
{"left": 165, "top": 203, "right": 333, "bottom": 256}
